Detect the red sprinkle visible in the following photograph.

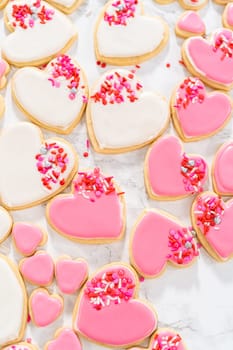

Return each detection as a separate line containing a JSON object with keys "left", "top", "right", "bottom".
{"left": 153, "top": 333, "right": 182, "bottom": 350}
{"left": 178, "top": 59, "right": 186, "bottom": 67}
{"left": 83, "top": 151, "right": 89, "bottom": 158}
{"left": 174, "top": 77, "right": 205, "bottom": 110}
{"left": 166, "top": 63, "right": 171, "bottom": 68}
{"left": 181, "top": 153, "right": 207, "bottom": 193}
{"left": 212, "top": 31, "right": 233, "bottom": 60}
{"left": 104, "top": 0, "right": 138, "bottom": 26}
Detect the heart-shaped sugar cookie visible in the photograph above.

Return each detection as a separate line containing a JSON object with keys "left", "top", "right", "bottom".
{"left": 29, "top": 288, "right": 63, "bottom": 327}
{"left": 191, "top": 191, "right": 233, "bottom": 261}
{"left": 0, "top": 207, "right": 12, "bottom": 244}
{"left": 73, "top": 263, "right": 157, "bottom": 347}
{"left": 213, "top": 141, "right": 233, "bottom": 196}
{"left": 95, "top": 0, "right": 169, "bottom": 66}
{"left": 3, "top": 343, "right": 38, "bottom": 350}
{"left": 223, "top": 3, "right": 233, "bottom": 30}
{"left": 55, "top": 257, "right": 88, "bottom": 294}
{"left": 129, "top": 328, "right": 187, "bottom": 350}
{"left": 87, "top": 69, "right": 169, "bottom": 153}
{"left": 0, "top": 255, "right": 27, "bottom": 348}
{"left": 175, "top": 11, "right": 206, "bottom": 38}
{"left": 45, "top": 328, "right": 82, "bottom": 350}
{"left": 0, "top": 122, "right": 77, "bottom": 210}
{"left": 12, "top": 222, "right": 47, "bottom": 256}
{"left": 171, "top": 77, "right": 232, "bottom": 141}
{"left": 2, "top": 0, "right": 77, "bottom": 67}
{"left": 47, "top": 168, "right": 125, "bottom": 243}
{"left": 145, "top": 135, "right": 208, "bottom": 200}
{"left": 12, "top": 55, "right": 88, "bottom": 134}
{"left": 182, "top": 28, "right": 233, "bottom": 90}
{"left": 130, "top": 209, "right": 199, "bottom": 278}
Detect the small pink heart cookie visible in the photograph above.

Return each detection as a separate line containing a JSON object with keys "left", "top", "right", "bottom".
{"left": 45, "top": 328, "right": 82, "bottom": 350}
{"left": 223, "top": 4, "right": 233, "bottom": 30}
{"left": 47, "top": 167, "right": 125, "bottom": 243}
{"left": 129, "top": 328, "right": 187, "bottom": 350}
{"left": 12, "top": 223, "right": 47, "bottom": 256}
{"left": 175, "top": 11, "right": 206, "bottom": 38}
{"left": 73, "top": 263, "right": 157, "bottom": 347}
{"left": 19, "top": 251, "right": 54, "bottom": 286}
{"left": 130, "top": 209, "right": 199, "bottom": 278}
{"left": 183, "top": 28, "right": 233, "bottom": 90}
{"left": 171, "top": 77, "right": 232, "bottom": 141}
{"left": 191, "top": 191, "right": 233, "bottom": 261}
{"left": 213, "top": 141, "right": 233, "bottom": 196}
{"left": 29, "top": 288, "right": 63, "bottom": 327}
{"left": 3, "top": 343, "right": 38, "bottom": 350}
{"left": 55, "top": 257, "right": 88, "bottom": 294}
{"left": 145, "top": 135, "right": 208, "bottom": 200}
{"left": 0, "top": 206, "right": 12, "bottom": 244}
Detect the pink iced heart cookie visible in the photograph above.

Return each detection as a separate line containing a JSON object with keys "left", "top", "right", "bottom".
{"left": 191, "top": 192, "right": 233, "bottom": 261}
{"left": 171, "top": 77, "right": 232, "bottom": 141}
{"left": 45, "top": 328, "right": 82, "bottom": 350}
{"left": 55, "top": 257, "right": 88, "bottom": 294}
{"left": 73, "top": 263, "right": 157, "bottom": 347}
{"left": 87, "top": 69, "right": 169, "bottom": 153}
{"left": 0, "top": 122, "right": 77, "bottom": 210}
{"left": 176, "top": 11, "right": 206, "bottom": 38}
{"left": 0, "top": 207, "right": 12, "bottom": 244}
{"left": 129, "top": 328, "right": 187, "bottom": 350}
{"left": 19, "top": 251, "right": 54, "bottom": 286}
{"left": 223, "top": 3, "right": 233, "bottom": 30}
{"left": 213, "top": 141, "right": 233, "bottom": 196}
{"left": 12, "top": 223, "right": 47, "bottom": 256}
{"left": 12, "top": 55, "right": 88, "bottom": 134}
{"left": 29, "top": 288, "right": 63, "bottom": 327}
{"left": 145, "top": 135, "right": 208, "bottom": 200}
{"left": 47, "top": 168, "right": 125, "bottom": 243}
{"left": 130, "top": 209, "right": 199, "bottom": 278}
{"left": 183, "top": 28, "right": 233, "bottom": 90}
{"left": 95, "top": 0, "right": 169, "bottom": 66}
{"left": 3, "top": 343, "right": 38, "bottom": 350}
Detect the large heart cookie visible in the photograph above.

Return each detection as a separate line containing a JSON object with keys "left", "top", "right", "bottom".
{"left": 0, "top": 255, "right": 27, "bottom": 348}
{"left": 171, "top": 77, "right": 232, "bottom": 141}
{"left": 191, "top": 191, "right": 233, "bottom": 261}
{"left": 12, "top": 55, "right": 88, "bottom": 134}
{"left": 145, "top": 135, "right": 208, "bottom": 200}
{"left": 2, "top": 0, "right": 77, "bottom": 67}
{"left": 213, "top": 141, "right": 233, "bottom": 196}
{"left": 47, "top": 168, "right": 126, "bottom": 243}
{"left": 0, "top": 207, "right": 12, "bottom": 244}
{"left": 45, "top": 328, "right": 82, "bottom": 350}
{"left": 87, "top": 69, "right": 169, "bottom": 153}
{"left": 95, "top": 0, "right": 169, "bottom": 66}
{"left": 3, "top": 343, "right": 38, "bottom": 350}
{"left": 0, "top": 122, "right": 77, "bottom": 210}
{"left": 130, "top": 209, "right": 199, "bottom": 278}
{"left": 73, "top": 263, "right": 157, "bottom": 347}
{"left": 129, "top": 328, "right": 187, "bottom": 350}
{"left": 182, "top": 28, "right": 233, "bottom": 90}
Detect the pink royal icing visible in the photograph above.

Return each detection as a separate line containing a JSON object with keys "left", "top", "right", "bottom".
{"left": 185, "top": 29, "right": 233, "bottom": 86}
{"left": 56, "top": 258, "right": 88, "bottom": 294}
{"left": 131, "top": 210, "right": 199, "bottom": 277}
{"left": 178, "top": 11, "right": 205, "bottom": 34}
{"left": 226, "top": 4, "right": 233, "bottom": 27}
{"left": 213, "top": 142, "right": 233, "bottom": 195}
{"left": 147, "top": 135, "right": 207, "bottom": 198}
{"left": 12, "top": 223, "right": 45, "bottom": 256}
{"left": 48, "top": 168, "right": 124, "bottom": 241}
{"left": 173, "top": 77, "right": 232, "bottom": 139}
{"left": 20, "top": 252, "right": 54, "bottom": 286}
{"left": 47, "top": 329, "right": 82, "bottom": 350}
{"left": 74, "top": 264, "right": 157, "bottom": 347}
{"left": 193, "top": 193, "right": 233, "bottom": 259}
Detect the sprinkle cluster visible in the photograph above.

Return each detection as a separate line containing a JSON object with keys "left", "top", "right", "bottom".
{"left": 91, "top": 71, "right": 142, "bottom": 105}
{"left": 181, "top": 153, "right": 206, "bottom": 193}
{"left": 174, "top": 77, "right": 205, "bottom": 109}
{"left": 152, "top": 333, "right": 181, "bottom": 350}
{"left": 84, "top": 269, "right": 135, "bottom": 310}
{"left": 35, "top": 142, "right": 69, "bottom": 190}
{"left": 194, "top": 196, "right": 224, "bottom": 235}
{"left": 213, "top": 31, "right": 233, "bottom": 60}
{"left": 48, "top": 55, "right": 87, "bottom": 101}
{"left": 11, "top": 0, "right": 54, "bottom": 29}
{"left": 104, "top": 0, "right": 138, "bottom": 26}
{"left": 167, "top": 227, "right": 199, "bottom": 264}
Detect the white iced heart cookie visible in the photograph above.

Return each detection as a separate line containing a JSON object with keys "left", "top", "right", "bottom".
{"left": 46, "top": 0, "right": 83, "bottom": 14}
{"left": 0, "top": 255, "right": 27, "bottom": 348}
{"left": 12, "top": 55, "right": 88, "bottom": 134}
{"left": 87, "top": 69, "right": 169, "bottom": 153}
{"left": 2, "top": 0, "right": 77, "bottom": 67}
{"left": 95, "top": 0, "right": 169, "bottom": 66}
{"left": 0, "top": 122, "right": 77, "bottom": 210}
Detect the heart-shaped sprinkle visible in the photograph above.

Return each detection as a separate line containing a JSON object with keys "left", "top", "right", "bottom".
{"left": 45, "top": 328, "right": 82, "bottom": 350}
{"left": 176, "top": 11, "right": 205, "bottom": 38}
{"left": 213, "top": 141, "right": 233, "bottom": 195}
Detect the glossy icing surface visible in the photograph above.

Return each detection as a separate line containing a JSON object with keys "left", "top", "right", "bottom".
{"left": 12, "top": 223, "right": 45, "bottom": 255}
{"left": 47, "top": 329, "right": 82, "bottom": 350}
{"left": 178, "top": 11, "right": 205, "bottom": 33}
{"left": 20, "top": 252, "right": 54, "bottom": 285}
{"left": 214, "top": 142, "right": 233, "bottom": 194}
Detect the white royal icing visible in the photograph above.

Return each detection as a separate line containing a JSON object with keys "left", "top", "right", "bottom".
{"left": 2, "top": 0, "right": 76, "bottom": 64}
{"left": 0, "top": 256, "right": 26, "bottom": 346}
{"left": 0, "top": 207, "right": 12, "bottom": 243}
{"left": 0, "top": 122, "right": 76, "bottom": 208}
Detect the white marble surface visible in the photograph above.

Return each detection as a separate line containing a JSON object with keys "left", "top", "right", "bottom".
{"left": 1, "top": 0, "right": 233, "bottom": 349}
